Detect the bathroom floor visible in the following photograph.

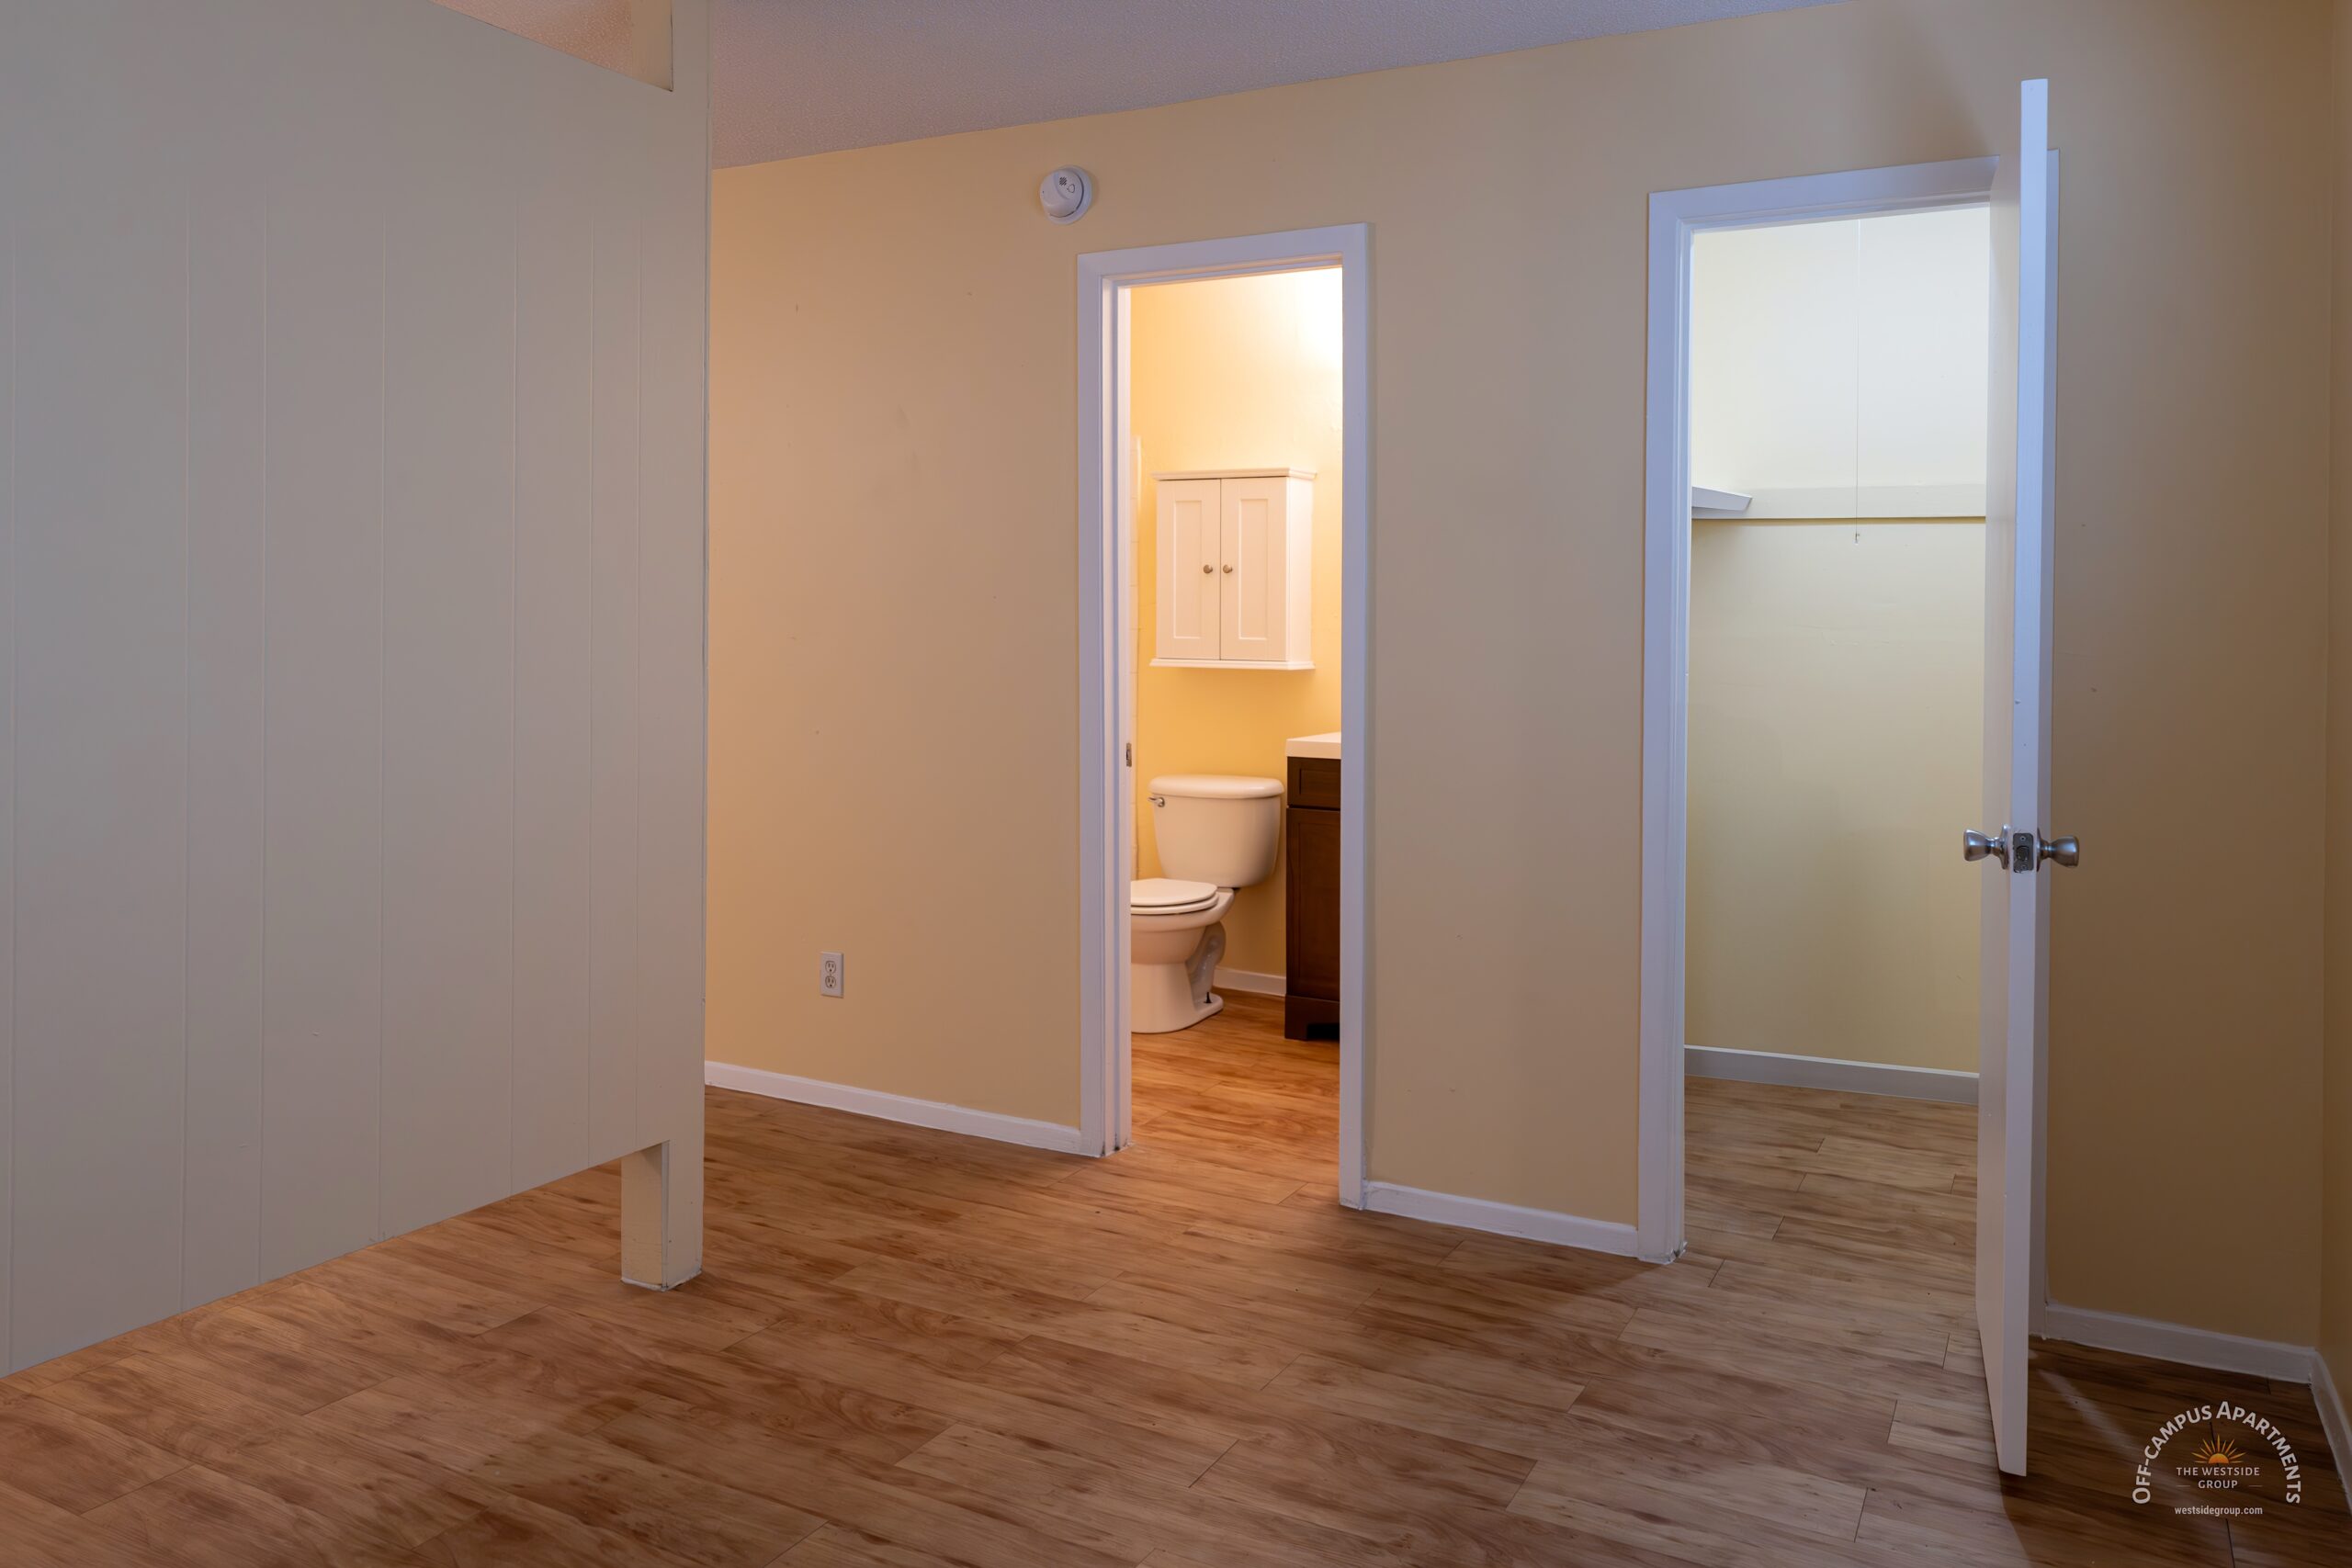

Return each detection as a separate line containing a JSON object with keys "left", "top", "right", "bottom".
{"left": 1127, "top": 989, "right": 1343, "bottom": 1201}
{"left": 0, "top": 994, "right": 2339, "bottom": 1564}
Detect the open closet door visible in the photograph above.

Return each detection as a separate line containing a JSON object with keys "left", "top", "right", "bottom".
{"left": 1968, "top": 77, "right": 2066, "bottom": 1479}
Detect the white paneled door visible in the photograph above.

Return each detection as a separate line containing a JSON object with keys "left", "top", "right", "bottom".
{"left": 1217, "top": 475, "right": 1287, "bottom": 660}
{"left": 1973, "top": 77, "right": 2063, "bottom": 1479}
{"left": 1155, "top": 478, "right": 1221, "bottom": 660}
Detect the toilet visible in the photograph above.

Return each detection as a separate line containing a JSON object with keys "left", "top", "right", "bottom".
{"left": 1132, "top": 774, "right": 1283, "bottom": 1033}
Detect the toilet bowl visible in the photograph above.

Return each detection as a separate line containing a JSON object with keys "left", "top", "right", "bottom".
{"left": 1130, "top": 879, "right": 1236, "bottom": 1032}
{"left": 1130, "top": 775, "right": 1282, "bottom": 1033}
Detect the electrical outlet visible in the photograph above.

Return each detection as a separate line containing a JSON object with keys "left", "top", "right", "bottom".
{"left": 820, "top": 951, "right": 844, "bottom": 998}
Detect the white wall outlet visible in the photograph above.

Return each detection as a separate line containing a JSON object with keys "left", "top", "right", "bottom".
{"left": 820, "top": 951, "right": 844, "bottom": 998}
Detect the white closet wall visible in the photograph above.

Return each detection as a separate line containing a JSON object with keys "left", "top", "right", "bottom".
{"left": 0, "top": 0, "right": 709, "bottom": 1373}
{"left": 1690, "top": 206, "right": 1990, "bottom": 517}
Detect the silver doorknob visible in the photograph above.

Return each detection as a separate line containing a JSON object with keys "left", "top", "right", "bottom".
{"left": 2040, "top": 834, "right": 2080, "bottom": 868}
{"left": 1962, "top": 829, "right": 2009, "bottom": 868}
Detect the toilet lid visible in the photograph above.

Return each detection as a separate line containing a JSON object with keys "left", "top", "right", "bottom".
{"left": 1131, "top": 877, "right": 1219, "bottom": 913}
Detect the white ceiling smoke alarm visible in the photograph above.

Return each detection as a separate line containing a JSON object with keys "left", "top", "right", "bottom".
{"left": 1040, "top": 166, "right": 1093, "bottom": 224}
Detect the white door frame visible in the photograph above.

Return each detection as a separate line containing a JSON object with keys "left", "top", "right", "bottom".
{"left": 1637, "top": 158, "right": 1998, "bottom": 1263}
{"left": 1077, "top": 224, "right": 1370, "bottom": 1204}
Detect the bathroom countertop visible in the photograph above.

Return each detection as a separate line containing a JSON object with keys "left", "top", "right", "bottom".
{"left": 1285, "top": 731, "right": 1341, "bottom": 761}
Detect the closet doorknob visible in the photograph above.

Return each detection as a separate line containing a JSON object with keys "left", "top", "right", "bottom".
{"left": 1962, "top": 829, "right": 2008, "bottom": 868}
{"left": 1222, "top": 564, "right": 1234, "bottom": 573}
{"left": 1201, "top": 564, "right": 1213, "bottom": 574}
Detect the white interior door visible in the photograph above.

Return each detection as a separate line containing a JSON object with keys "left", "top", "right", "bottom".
{"left": 1973, "top": 77, "right": 2062, "bottom": 1479}
{"left": 1218, "top": 474, "right": 1286, "bottom": 660}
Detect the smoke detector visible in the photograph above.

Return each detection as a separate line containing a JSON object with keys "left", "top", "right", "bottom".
{"left": 1040, "top": 166, "right": 1093, "bottom": 224}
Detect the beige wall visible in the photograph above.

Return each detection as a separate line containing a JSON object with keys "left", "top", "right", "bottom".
{"left": 1688, "top": 520, "right": 1983, "bottom": 1073}
{"left": 0, "top": 0, "right": 711, "bottom": 1373}
{"left": 709, "top": 0, "right": 2331, "bottom": 1341}
{"left": 2324, "top": 0, "right": 2352, "bottom": 1422}
{"left": 1132, "top": 270, "right": 1344, "bottom": 978}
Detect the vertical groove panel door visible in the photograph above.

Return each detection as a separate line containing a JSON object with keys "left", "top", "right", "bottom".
{"left": 1156, "top": 478, "right": 1221, "bottom": 661}
{"left": 1218, "top": 475, "right": 1286, "bottom": 661}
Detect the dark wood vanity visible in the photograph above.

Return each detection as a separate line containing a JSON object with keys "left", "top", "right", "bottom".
{"left": 1284, "top": 754, "right": 1341, "bottom": 1040}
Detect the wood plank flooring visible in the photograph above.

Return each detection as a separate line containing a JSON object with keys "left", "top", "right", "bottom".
{"left": 1, "top": 990, "right": 2344, "bottom": 1565}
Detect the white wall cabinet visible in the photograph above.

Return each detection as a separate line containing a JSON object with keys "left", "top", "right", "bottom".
{"left": 1152, "top": 468, "right": 1314, "bottom": 668}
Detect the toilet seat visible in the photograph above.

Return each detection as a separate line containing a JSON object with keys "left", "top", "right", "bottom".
{"left": 1130, "top": 876, "right": 1220, "bottom": 916}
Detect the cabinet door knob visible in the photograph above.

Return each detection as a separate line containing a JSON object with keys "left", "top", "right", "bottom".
{"left": 1222, "top": 563, "right": 1234, "bottom": 573}
{"left": 1201, "top": 564, "right": 1213, "bottom": 574}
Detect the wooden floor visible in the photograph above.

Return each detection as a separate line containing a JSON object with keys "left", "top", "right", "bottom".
{"left": 1, "top": 992, "right": 2344, "bottom": 1565}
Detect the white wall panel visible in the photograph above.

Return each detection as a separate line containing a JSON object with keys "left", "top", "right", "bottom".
{"left": 183, "top": 170, "right": 272, "bottom": 1312}
{"left": 589, "top": 209, "right": 648, "bottom": 1166}
{"left": 1857, "top": 207, "right": 1992, "bottom": 497}
{"left": 6, "top": 13, "right": 194, "bottom": 1364}
{"left": 510, "top": 73, "right": 602, "bottom": 1193}
{"left": 633, "top": 38, "right": 710, "bottom": 1242}
{"left": 1689, "top": 218, "right": 1857, "bottom": 502}
{"left": 0, "top": 159, "right": 16, "bottom": 1376}
{"left": 1690, "top": 207, "right": 1990, "bottom": 517}
{"left": 0, "top": 0, "right": 709, "bottom": 1372}
{"left": 379, "top": 27, "right": 523, "bottom": 1239}
{"left": 257, "top": 85, "right": 390, "bottom": 1281}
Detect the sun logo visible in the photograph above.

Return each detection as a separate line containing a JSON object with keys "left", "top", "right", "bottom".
{"left": 2190, "top": 1437, "right": 2247, "bottom": 1467}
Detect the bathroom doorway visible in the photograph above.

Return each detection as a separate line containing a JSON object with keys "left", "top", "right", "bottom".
{"left": 1077, "top": 227, "right": 1369, "bottom": 1200}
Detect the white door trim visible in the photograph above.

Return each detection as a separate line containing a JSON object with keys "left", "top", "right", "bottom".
{"left": 1077, "top": 224, "right": 1371, "bottom": 1205}
{"left": 1638, "top": 157, "right": 1998, "bottom": 1263}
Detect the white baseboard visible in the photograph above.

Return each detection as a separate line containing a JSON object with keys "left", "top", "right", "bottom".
{"left": 1212, "top": 966, "right": 1285, "bottom": 997}
{"left": 2037, "top": 1302, "right": 2315, "bottom": 1383}
{"left": 705, "top": 1061, "right": 1088, "bottom": 1156}
{"left": 2314, "top": 1348, "right": 2352, "bottom": 1510}
{"left": 1685, "top": 1044, "right": 1978, "bottom": 1105}
{"left": 2040, "top": 1303, "right": 2352, "bottom": 1493}
{"left": 1362, "top": 1181, "right": 1640, "bottom": 1258}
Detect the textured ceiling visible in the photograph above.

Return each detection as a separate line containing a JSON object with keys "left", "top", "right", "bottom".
{"left": 435, "top": 1, "right": 1842, "bottom": 168}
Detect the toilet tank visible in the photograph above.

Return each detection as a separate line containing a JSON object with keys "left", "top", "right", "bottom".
{"left": 1149, "top": 774, "right": 1283, "bottom": 888}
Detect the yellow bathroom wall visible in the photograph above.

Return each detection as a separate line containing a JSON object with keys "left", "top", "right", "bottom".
{"left": 1130, "top": 270, "right": 1343, "bottom": 980}
{"left": 1686, "top": 519, "right": 1984, "bottom": 1073}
